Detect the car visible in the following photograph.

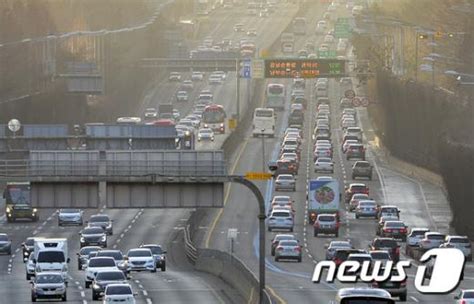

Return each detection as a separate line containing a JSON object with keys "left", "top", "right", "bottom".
{"left": 372, "top": 267, "right": 407, "bottom": 301}
{"left": 339, "top": 97, "right": 353, "bottom": 108}
{"left": 144, "top": 108, "right": 157, "bottom": 119}
{"left": 125, "top": 248, "right": 157, "bottom": 273}
{"left": 369, "top": 250, "right": 392, "bottom": 264}
{"left": 213, "top": 71, "right": 227, "bottom": 80}
{"left": 88, "top": 214, "right": 113, "bottom": 235}
{"left": 191, "top": 71, "right": 204, "bottom": 81}
{"left": 325, "top": 241, "right": 353, "bottom": 260}
{"left": 340, "top": 77, "right": 353, "bottom": 86}
{"left": 406, "top": 228, "right": 430, "bottom": 252}
{"left": 349, "top": 193, "right": 370, "bottom": 212}
{"left": 419, "top": 232, "right": 447, "bottom": 251}
{"left": 313, "top": 214, "right": 339, "bottom": 237}
{"left": 346, "top": 144, "right": 365, "bottom": 160}
{"left": 275, "top": 174, "right": 296, "bottom": 191}
{"left": 247, "top": 29, "right": 257, "bottom": 36}
{"left": 355, "top": 200, "right": 378, "bottom": 219}
{"left": 209, "top": 74, "right": 223, "bottom": 84}
{"left": 274, "top": 240, "right": 302, "bottom": 262}
{"left": 271, "top": 234, "right": 297, "bottom": 256}
{"left": 324, "top": 34, "right": 335, "bottom": 43}
{"left": 31, "top": 272, "right": 67, "bottom": 302}
{"left": 376, "top": 215, "right": 401, "bottom": 236}
{"left": 336, "top": 288, "right": 394, "bottom": 303}
{"left": 454, "top": 289, "right": 474, "bottom": 304}
{"left": 313, "top": 147, "right": 332, "bottom": 161}
{"left": 197, "top": 128, "right": 215, "bottom": 142}
{"left": 233, "top": 23, "right": 244, "bottom": 32}
{"left": 103, "top": 283, "right": 136, "bottom": 304}
{"left": 345, "top": 127, "right": 362, "bottom": 141}
{"left": 268, "top": 209, "right": 294, "bottom": 232}
{"left": 181, "top": 80, "right": 194, "bottom": 91}
{"left": 377, "top": 205, "right": 400, "bottom": 219}
{"left": 168, "top": 72, "right": 181, "bottom": 81}
{"left": 95, "top": 250, "right": 128, "bottom": 274}
{"left": 259, "top": 9, "right": 269, "bottom": 17}
{"left": 140, "top": 244, "right": 167, "bottom": 271}
{"left": 332, "top": 248, "right": 367, "bottom": 267}
{"left": 176, "top": 90, "right": 188, "bottom": 102}
{"left": 347, "top": 253, "right": 373, "bottom": 272}
{"left": 369, "top": 238, "right": 400, "bottom": 262}
{"left": 0, "top": 233, "right": 12, "bottom": 255}
{"left": 380, "top": 220, "right": 408, "bottom": 241}
{"left": 314, "top": 157, "right": 334, "bottom": 173}
{"left": 76, "top": 246, "right": 102, "bottom": 270}
{"left": 91, "top": 270, "right": 128, "bottom": 300}
{"left": 80, "top": 226, "right": 107, "bottom": 248}
{"left": 85, "top": 257, "right": 118, "bottom": 288}
{"left": 58, "top": 208, "right": 84, "bottom": 226}
{"left": 440, "top": 235, "right": 472, "bottom": 261}
{"left": 352, "top": 161, "right": 372, "bottom": 180}
{"left": 345, "top": 183, "right": 369, "bottom": 203}
{"left": 25, "top": 253, "right": 36, "bottom": 280}
{"left": 22, "top": 237, "right": 36, "bottom": 260}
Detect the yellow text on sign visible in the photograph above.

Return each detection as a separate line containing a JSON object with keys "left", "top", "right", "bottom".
{"left": 245, "top": 172, "right": 272, "bottom": 180}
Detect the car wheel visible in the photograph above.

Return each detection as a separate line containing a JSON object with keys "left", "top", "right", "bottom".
{"left": 161, "top": 264, "right": 166, "bottom": 272}
{"left": 271, "top": 249, "right": 275, "bottom": 256}
{"left": 26, "top": 273, "right": 31, "bottom": 280}
{"left": 298, "top": 257, "right": 302, "bottom": 263}
{"left": 31, "top": 294, "right": 36, "bottom": 302}
{"left": 275, "top": 257, "right": 279, "bottom": 262}
{"left": 400, "top": 294, "right": 407, "bottom": 302}
{"left": 58, "top": 221, "right": 62, "bottom": 227}
{"left": 355, "top": 214, "right": 359, "bottom": 219}
{"left": 85, "top": 281, "right": 91, "bottom": 289}
{"left": 314, "top": 230, "right": 318, "bottom": 237}
{"left": 151, "top": 267, "right": 157, "bottom": 273}
{"left": 335, "top": 231, "right": 339, "bottom": 237}
{"left": 62, "top": 293, "right": 67, "bottom": 302}
{"left": 92, "top": 292, "right": 99, "bottom": 301}
{"left": 78, "top": 263, "right": 82, "bottom": 271}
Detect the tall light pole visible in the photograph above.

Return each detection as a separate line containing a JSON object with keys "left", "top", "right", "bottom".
{"left": 261, "top": 129, "right": 266, "bottom": 171}
{"left": 415, "top": 33, "right": 428, "bottom": 81}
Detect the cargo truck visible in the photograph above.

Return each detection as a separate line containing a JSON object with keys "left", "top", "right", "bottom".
{"left": 307, "top": 179, "right": 340, "bottom": 224}
{"left": 4, "top": 182, "right": 39, "bottom": 223}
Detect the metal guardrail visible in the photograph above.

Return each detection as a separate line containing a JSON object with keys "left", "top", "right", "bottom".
{"left": 184, "top": 224, "right": 198, "bottom": 264}
{"left": 0, "top": 159, "right": 226, "bottom": 177}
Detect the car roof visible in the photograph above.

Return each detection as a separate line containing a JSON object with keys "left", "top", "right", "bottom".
{"left": 337, "top": 287, "right": 392, "bottom": 299}
{"left": 350, "top": 183, "right": 367, "bottom": 187}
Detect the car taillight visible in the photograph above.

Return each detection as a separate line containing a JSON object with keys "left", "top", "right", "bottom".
{"left": 461, "top": 300, "right": 467, "bottom": 304}
{"left": 372, "top": 281, "right": 378, "bottom": 287}
{"left": 314, "top": 222, "right": 320, "bottom": 228}
{"left": 334, "top": 258, "right": 342, "bottom": 265}
{"left": 384, "top": 229, "right": 392, "bottom": 233}
{"left": 400, "top": 280, "right": 407, "bottom": 287}
{"left": 395, "top": 247, "right": 400, "bottom": 255}
{"left": 277, "top": 247, "right": 283, "bottom": 251}
{"left": 400, "top": 228, "right": 407, "bottom": 233}
{"left": 295, "top": 246, "right": 301, "bottom": 252}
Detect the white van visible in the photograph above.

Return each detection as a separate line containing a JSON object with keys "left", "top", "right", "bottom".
{"left": 33, "top": 238, "right": 69, "bottom": 281}
{"left": 335, "top": 288, "right": 395, "bottom": 304}
{"left": 253, "top": 108, "right": 275, "bottom": 137}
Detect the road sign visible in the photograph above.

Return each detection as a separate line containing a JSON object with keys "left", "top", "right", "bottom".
{"left": 264, "top": 59, "right": 346, "bottom": 78}
{"left": 318, "top": 50, "right": 337, "bottom": 58}
{"left": 345, "top": 89, "right": 355, "bottom": 99}
{"left": 336, "top": 17, "right": 349, "bottom": 24}
{"left": 8, "top": 119, "right": 21, "bottom": 133}
{"left": 242, "top": 60, "right": 251, "bottom": 79}
{"left": 228, "top": 118, "right": 237, "bottom": 130}
{"left": 245, "top": 172, "right": 272, "bottom": 180}
{"left": 251, "top": 59, "right": 265, "bottom": 79}
{"left": 352, "top": 97, "right": 361, "bottom": 107}
{"left": 361, "top": 97, "right": 369, "bottom": 107}
{"left": 334, "top": 18, "right": 351, "bottom": 39}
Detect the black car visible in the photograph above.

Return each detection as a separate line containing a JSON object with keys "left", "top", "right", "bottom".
{"left": 76, "top": 246, "right": 102, "bottom": 270}
{"left": 92, "top": 270, "right": 127, "bottom": 300}
{"left": 140, "top": 244, "right": 167, "bottom": 271}
{"left": 22, "top": 237, "right": 35, "bottom": 261}
{"left": 369, "top": 238, "right": 400, "bottom": 262}
{"left": 87, "top": 214, "right": 113, "bottom": 235}
{"left": 372, "top": 268, "right": 407, "bottom": 302}
{"left": 79, "top": 227, "right": 107, "bottom": 248}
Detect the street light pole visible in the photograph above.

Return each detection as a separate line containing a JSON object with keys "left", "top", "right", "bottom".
{"left": 236, "top": 59, "right": 240, "bottom": 120}
{"left": 415, "top": 33, "right": 419, "bottom": 81}
{"left": 431, "top": 35, "right": 435, "bottom": 86}
{"left": 261, "top": 129, "right": 266, "bottom": 171}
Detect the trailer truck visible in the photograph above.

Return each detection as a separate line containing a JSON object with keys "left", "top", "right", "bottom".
{"left": 307, "top": 179, "right": 340, "bottom": 224}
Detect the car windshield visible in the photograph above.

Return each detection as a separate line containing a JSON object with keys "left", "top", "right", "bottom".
{"left": 331, "top": 242, "right": 351, "bottom": 249}
{"left": 142, "top": 246, "right": 163, "bottom": 254}
{"left": 428, "top": 234, "right": 445, "bottom": 240}
{"left": 374, "top": 240, "right": 397, "bottom": 248}
{"left": 318, "top": 158, "right": 331, "bottom": 163}
{"left": 319, "top": 215, "right": 335, "bottom": 222}
{"left": 83, "top": 227, "right": 104, "bottom": 234}
{"left": 278, "top": 175, "right": 293, "bottom": 180}
{"left": 106, "top": 285, "right": 132, "bottom": 295}
{"left": 275, "top": 235, "right": 294, "bottom": 241}
{"left": 0, "top": 235, "right": 8, "bottom": 242}
{"left": 89, "top": 258, "right": 116, "bottom": 267}
{"left": 96, "top": 271, "right": 126, "bottom": 281}
{"left": 371, "top": 252, "right": 390, "bottom": 259}
{"left": 200, "top": 129, "right": 212, "bottom": 134}
{"left": 36, "top": 274, "right": 63, "bottom": 284}
{"left": 341, "top": 298, "right": 393, "bottom": 304}
{"left": 359, "top": 202, "right": 375, "bottom": 207}
{"left": 352, "top": 194, "right": 368, "bottom": 200}
{"left": 351, "top": 185, "right": 367, "bottom": 191}
{"left": 273, "top": 212, "right": 290, "bottom": 217}
{"left": 381, "top": 208, "right": 397, "bottom": 213}
{"left": 411, "top": 230, "right": 429, "bottom": 236}
{"left": 464, "top": 291, "right": 474, "bottom": 298}
{"left": 80, "top": 247, "right": 101, "bottom": 255}
{"left": 90, "top": 215, "right": 109, "bottom": 223}
{"left": 37, "top": 251, "right": 65, "bottom": 263}
{"left": 386, "top": 222, "right": 405, "bottom": 228}
{"left": 451, "top": 238, "right": 470, "bottom": 244}
{"left": 25, "top": 238, "right": 34, "bottom": 246}
{"left": 128, "top": 250, "right": 151, "bottom": 257}
{"left": 355, "top": 162, "right": 370, "bottom": 167}
{"left": 279, "top": 240, "right": 298, "bottom": 247}
{"left": 97, "top": 251, "right": 123, "bottom": 260}
{"left": 61, "top": 209, "right": 79, "bottom": 213}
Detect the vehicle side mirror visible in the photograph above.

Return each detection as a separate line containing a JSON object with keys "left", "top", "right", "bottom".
{"left": 268, "top": 161, "right": 278, "bottom": 171}
{"left": 163, "top": 251, "right": 167, "bottom": 254}
{"left": 30, "top": 281, "right": 34, "bottom": 285}
{"left": 133, "top": 292, "right": 138, "bottom": 296}
{"left": 454, "top": 296, "right": 459, "bottom": 299}
{"left": 124, "top": 256, "right": 128, "bottom": 260}
{"left": 21, "top": 242, "right": 25, "bottom": 247}
{"left": 23, "top": 257, "right": 28, "bottom": 263}
{"left": 67, "top": 258, "right": 70, "bottom": 263}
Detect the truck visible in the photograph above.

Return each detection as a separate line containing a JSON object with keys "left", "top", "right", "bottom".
{"left": 4, "top": 182, "right": 39, "bottom": 223}
{"left": 158, "top": 104, "right": 174, "bottom": 119}
{"left": 33, "top": 238, "right": 69, "bottom": 281}
{"left": 307, "top": 179, "right": 340, "bottom": 224}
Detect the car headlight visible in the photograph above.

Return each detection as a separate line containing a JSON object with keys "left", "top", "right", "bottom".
{"left": 33, "top": 208, "right": 37, "bottom": 213}
{"left": 36, "top": 265, "right": 42, "bottom": 272}
{"left": 80, "top": 237, "right": 85, "bottom": 242}
{"left": 93, "top": 283, "right": 100, "bottom": 290}
{"left": 6, "top": 207, "right": 10, "bottom": 213}
{"left": 220, "top": 123, "right": 224, "bottom": 127}
{"left": 204, "top": 124, "right": 208, "bottom": 128}
{"left": 101, "top": 235, "right": 107, "bottom": 241}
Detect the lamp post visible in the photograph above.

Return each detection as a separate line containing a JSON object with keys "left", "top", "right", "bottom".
{"left": 261, "top": 129, "right": 266, "bottom": 171}
{"left": 415, "top": 33, "right": 429, "bottom": 81}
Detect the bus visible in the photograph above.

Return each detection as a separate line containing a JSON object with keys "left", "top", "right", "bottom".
{"left": 293, "top": 17, "right": 307, "bottom": 35}
{"left": 266, "top": 83, "right": 286, "bottom": 109}
{"left": 4, "top": 182, "right": 38, "bottom": 222}
{"left": 202, "top": 104, "right": 226, "bottom": 134}
{"left": 253, "top": 108, "right": 275, "bottom": 137}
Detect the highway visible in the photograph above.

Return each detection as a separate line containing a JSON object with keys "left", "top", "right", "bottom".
{"left": 0, "top": 1, "right": 472, "bottom": 304}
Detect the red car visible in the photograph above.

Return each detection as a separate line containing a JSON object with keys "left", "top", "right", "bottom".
{"left": 345, "top": 183, "right": 369, "bottom": 203}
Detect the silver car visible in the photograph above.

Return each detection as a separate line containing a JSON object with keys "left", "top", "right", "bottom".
{"left": 355, "top": 200, "right": 378, "bottom": 219}
{"left": 198, "top": 128, "right": 215, "bottom": 142}
{"left": 419, "top": 232, "right": 446, "bottom": 251}
{"left": 325, "top": 241, "right": 353, "bottom": 260}
{"left": 125, "top": 248, "right": 156, "bottom": 273}
{"left": 275, "top": 174, "right": 296, "bottom": 192}
{"left": 26, "top": 253, "right": 36, "bottom": 280}
{"left": 140, "top": 244, "right": 167, "bottom": 271}
{"left": 31, "top": 272, "right": 67, "bottom": 302}
{"left": 314, "top": 157, "right": 334, "bottom": 173}
{"left": 268, "top": 209, "right": 294, "bottom": 232}
{"left": 0, "top": 233, "right": 12, "bottom": 255}
{"left": 88, "top": 214, "right": 113, "bottom": 235}
{"left": 440, "top": 235, "right": 472, "bottom": 261}
{"left": 58, "top": 208, "right": 83, "bottom": 226}
{"left": 274, "top": 240, "right": 302, "bottom": 262}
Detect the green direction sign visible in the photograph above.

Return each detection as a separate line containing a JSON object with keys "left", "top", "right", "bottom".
{"left": 335, "top": 18, "right": 352, "bottom": 38}
{"left": 264, "top": 58, "right": 346, "bottom": 78}
{"left": 318, "top": 50, "right": 337, "bottom": 58}
{"left": 336, "top": 17, "right": 349, "bottom": 24}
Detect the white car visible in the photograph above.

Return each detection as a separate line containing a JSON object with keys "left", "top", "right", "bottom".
{"left": 324, "top": 34, "right": 335, "bottom": 43}
{"left": 103, "top": 283, "right": 136, "bottom": 304}
{"left": 419, "top": 232, "right": 446, "bottom": 250}
{"left": 198, "top": 128, "right": 215, "bottom": 142}
{"left": 125, "top": 248, "right": 156, "bottom": 273}
{"left": 181, "top": 80, "right": 194, "bottom": 91}
{"left": 176, "top": 90, "right": 188, "bottom": 102}
{"left": 209, "top": 74, "right": 223, "bottom": 85}
{"left": 454, "top": 289, "right": 474, "bottom": 304}
{"left": 144, "top": 108, "right": 157, "bottom": 119}
{"left": 85, "top": 257, "right": 118, "bottom": 288}
{"left": 440, "top": 235, "right": 472, "bottom": 261}
{"left": 168, "top": 72, "right": 181, "bottom": 81}
{"left": 316, "top": 20, "right": 327, "bottom": 33}
{"left": 314, "top": 157, "right": 334, "bottom": 173}
{"left": 406, "top": 228, "right": 430, "bottom": 248}
{"left": 275, "top": 174, "right": 296, "bottom": 192}
{"left": 191, "top": 72, "right": 204, "bottom": 81}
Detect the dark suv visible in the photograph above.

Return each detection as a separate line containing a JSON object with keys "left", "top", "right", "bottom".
{"left": 352, "top": 161, "right": 373, "bottom": 180}
{"left": 369, "top": 238, "right": 400, "bottom": 262}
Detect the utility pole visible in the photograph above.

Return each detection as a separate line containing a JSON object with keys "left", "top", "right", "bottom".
{"left": 235, "top": 59, "right": 240, "bottom": 120}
